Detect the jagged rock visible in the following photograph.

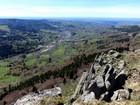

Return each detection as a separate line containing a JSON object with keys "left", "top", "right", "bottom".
{"left": 104, "top": 64, "right": 114, "bottom": 81}
{"left": 108, "top": 59, "right": 113, "bottom": 64}
{"left": 105, "top": 81, "right": 111, "bottom": 90}
{"left": 96, "top": 76, "right": 105, "bottom": 88}
{"left": 71, "top": 72, "right": 88, "bottom": 101}
{"left": 104, "top": 65, "right": 116, "bottom": 91}
{"left": 108, "top": 50, "right": 121, "bottom": 58}
{"left": 94, "top": 63, "right": 101, "bottom": 71}
{"left": 96, "top": 57, "right": 104, "bottom": 65}
{"left": 111, "top": 89, "right": 131, "bottom": 101}
{"left": 117, "top": 89, "right": 130, "bottom": 100}
{"left": 14, "top": 87, "right": 62, "bottom": 105}
{"left": 115, "top": 70, "right": 128, "bottom": 88}
{"left": 82, "top": 81, "right": 90, "bottom": 93}
{"left": 103, "top": 60, "right": 108, "bottom": 64}
{"left": 81, "top": 92, "right": 95, "bottom": 103}
{"left": 88, "top": 76, "right": 106, "bottom": 99}
{"left": 96, "top": 57, "right": 102, "bottom": 63}
{"left": 88, "top": 80, "right": 96, "bottom": 92}
{"left": 113, "top": 52, "right": 120, "bottom": 58}
{"left": 71, "top": 50, "right": 132, "bottom": 104}
{"left": 103, "top": 64, "right": 110, "bottom": 75}
{"left": 111, "top": 90, "right": 119, "bottom": 101}
{"left": 86, "top": 64, "right": 95, "bottom": 80}
{"left": 118, "top": 60, "right": 125, "bottom": 69}
{"left": 100, "top": 92, "right": 109, "bottom": 101}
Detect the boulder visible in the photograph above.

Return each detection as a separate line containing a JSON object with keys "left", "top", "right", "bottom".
{"left": 100, "top": 92, "right": 109, "bottom": 101}
{"left": 118, "top": 60, "right": 125, "bottom": 69}
{"left": 111, "top": 90, "right": 119, "bottom": 101}
{"left": 117, "top": 89, "right": 130, "bottom": 100}
{"left": 113, "top": 52, "right": 121, "bottom": 58}
{"left": 88, "top": 80, "right": 106, "bottom": 99}
{"left": 111, "top": 89, "right": 131, "bottom": 101}
{"left": 108, "top": 50, "right": 121, "bottom": 58}
{"left": 82, "top": 92, "right": 95, "bottom": 103}
{"left": 96, "top": 76, "right": 105, "bottom": 88}
{"left": 14, "top": 87, "right": 62, "bottom": 105}
{"left": 103, "top": 60, "right": 108, "bottom": 64}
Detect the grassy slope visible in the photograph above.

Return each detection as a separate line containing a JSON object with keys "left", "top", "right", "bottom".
{"left": 0, "top": 25, "right": 10, "bottom": 32}
{"left": 74, "top": 100, "right": 140, "bottom": 105}
{"left": 123, "top": 50, "right": 140, "bottom": 101}
{"left": 0, "top": 60, "right": 20, "bottom": 87}
{"left": 25, "top": 58, "right": 36, "bottom": 66}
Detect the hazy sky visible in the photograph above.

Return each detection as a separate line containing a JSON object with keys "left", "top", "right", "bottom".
{"left": 0, "top": 0, "right": 140, "bottom": 18}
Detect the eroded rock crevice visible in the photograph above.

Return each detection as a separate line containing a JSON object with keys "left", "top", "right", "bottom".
{"left": 71, "top": 50, "right": 132, "bottom": 104}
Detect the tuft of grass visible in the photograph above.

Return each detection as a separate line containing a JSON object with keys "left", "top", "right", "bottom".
{"left": 123, "top": 51, "right": 140, "bottom": 70}
{"left": 60, "top": 80, "right": 78, "bottom": 104}
{"left": 37, "top": 95, "right": 64, "bottom": 105}
{"left": 74, "top": 100, "right": 140, "bottom": 105}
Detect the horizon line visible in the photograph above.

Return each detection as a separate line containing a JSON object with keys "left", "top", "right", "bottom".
{"left": 0, "top": 17, "right": 140, "bottom": 20}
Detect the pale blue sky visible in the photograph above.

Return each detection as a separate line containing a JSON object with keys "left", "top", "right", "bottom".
{"left": 0, "top": 0, "right": 140, "bottom": 18}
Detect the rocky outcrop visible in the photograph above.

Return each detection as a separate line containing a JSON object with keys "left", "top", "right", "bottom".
{"left": 111, "top": 89, "right": 131, "bottom": 101}
{"left": 14, "top": 87, "right": 62, "bottom": 105}
{"left": 71, "top": 50, "right": 132, "bottom": 104}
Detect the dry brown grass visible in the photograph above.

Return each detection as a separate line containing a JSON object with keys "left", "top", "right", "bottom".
{"left": 122, "top": 50, "right": 140, "bottom": 101}
{"left": 36, "top": 95, "right": 64, "bottom": 105}
{"left": 123, "top": 51, "right": 140, "bottom": 70}
{"left": 73, "top": 100, "right": 140, "bottom": 105}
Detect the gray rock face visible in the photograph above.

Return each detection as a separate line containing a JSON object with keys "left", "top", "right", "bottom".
{"left": 96, "top": 76, "right": 105, "bottom": 88}
{"left": 118, "top": 60, "right": 125, "bottom": 69}
{"left": 108, "top": 50, "right": 121, "bottom": 58}
{"left": 94, "top": 63, "right": 101, "bottom": 72}
{"left": 100, "top": 92, "right": 109, "bottom": 101}
{"left": 71, "top": 50, "right": 132, "bottom": 104}
{"left": 71, "top": 71, "right": 88, "bottom": 101}
{"left": 14, "top": 87, "right": 62, "bottom": 105}
{"left": 81, "top": 92, "right": 95, "bottom": 103}
{"left": 115, "top": 70, "right": 128, "bottom": 87}
{"left": 105, "top": 81, "right": 111, "bottom": 91}
{"left": 111, "top": 89, "right": 131, "bottom": 101}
